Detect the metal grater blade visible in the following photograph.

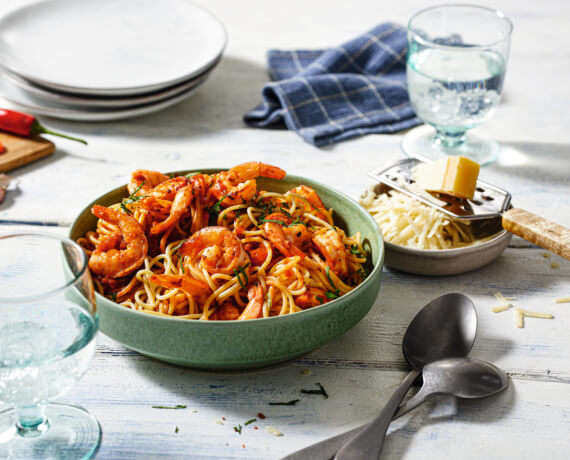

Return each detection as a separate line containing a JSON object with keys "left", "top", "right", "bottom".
{"left": 368, "top": 158, "right": 512, "bottom": 221}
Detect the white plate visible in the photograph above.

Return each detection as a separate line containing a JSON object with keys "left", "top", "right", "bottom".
{"left": 0, "top": 74, "right": 205, "bottom": 121}
{"left": 0, "top": 0, "right": 226, "bottom": 96}
{"left": 1, "top": 60, "right": 215, "bottom": 109}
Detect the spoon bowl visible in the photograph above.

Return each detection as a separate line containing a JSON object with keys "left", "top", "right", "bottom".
{"left": 394, "top": 357, "right": 509, "bottom": 418}
{"left": 403, "top": 293, "right": 478, "bottom": 369}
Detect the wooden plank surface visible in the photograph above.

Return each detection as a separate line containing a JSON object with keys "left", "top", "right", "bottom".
{"left": 1, "top": 0, "right": 570, "bottom": 458}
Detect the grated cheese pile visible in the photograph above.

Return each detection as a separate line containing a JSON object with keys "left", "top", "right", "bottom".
{"left": 359, "top": 188, "right": 482, "bottom": 250}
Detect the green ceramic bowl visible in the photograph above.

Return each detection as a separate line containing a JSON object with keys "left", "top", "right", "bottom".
{"left": 69, "top": 170, "right": 384, "bottom": 370}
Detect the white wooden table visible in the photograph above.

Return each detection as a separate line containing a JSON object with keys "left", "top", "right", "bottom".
{"left": 1, "top": 1, "right": 570, "bottom": 458}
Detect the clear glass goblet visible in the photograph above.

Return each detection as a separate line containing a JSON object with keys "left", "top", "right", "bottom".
{"left": 0, "top": 232, "right": 100, "bottom": 459}
{"left": 401, "top": 4, "right": 513, "bottom": 165}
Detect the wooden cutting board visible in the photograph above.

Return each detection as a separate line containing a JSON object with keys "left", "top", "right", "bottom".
{"left": 0, "top": 132, "right": 55, "bottom": 173}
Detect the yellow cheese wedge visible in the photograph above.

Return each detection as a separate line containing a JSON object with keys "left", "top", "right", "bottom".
{"left": 412, "top": 156, "right": 480, "bottom": 199}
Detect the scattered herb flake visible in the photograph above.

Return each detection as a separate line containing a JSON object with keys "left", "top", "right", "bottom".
{"left": 324, "top": 266, "right": 340, "bottom": 297}
{"left": 316, "top": 296, "right": 325, "bottom": 304}
{"left": 233, "top": 424, "right": 242, "bottom": 435}
{"left": 268, "top": 399, "right": 300, "bottom": 406}
{"left": 175, "top": 426, "right": 179, "bottom": 433}
{"left": 324, "top": 291, "right": 339, "bottom": 300}
{"left": 233, "top": 263, "right": 250, "bottom": 289}
{"left": 110, "top": 291, "right": 118, "bottom": 302}
{"left": 172, "top": 240, "right": 186, "bottom": 253}
{"left": 151, "top": 405, "right": 187, "bottom": 410}
{"left": 300, "top": 383, "right": 329, "bottom": 399}
{"left": 185, "top": 172, "right": 200, "bottom": 178}
{"left": 120, "top": 202, "right": 133, "bottom": 215}
{"left": 244, "top": 418, "right": 257, "bottom": 426}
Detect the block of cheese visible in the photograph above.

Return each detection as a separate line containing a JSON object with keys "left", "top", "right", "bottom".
{"left": 412, "top": 156, "right": 480, "bottom": 199}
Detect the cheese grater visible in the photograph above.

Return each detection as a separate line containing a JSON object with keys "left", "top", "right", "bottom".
{"left": 368, "top": 157, "right": 570, "bottom": 260}
{"left": 368, "top": 157, "right": 511, "bottom": 220}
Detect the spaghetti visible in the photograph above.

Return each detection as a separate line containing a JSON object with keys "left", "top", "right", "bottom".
{"left": 78, "top": 162, "right": 369, "bottom": 320}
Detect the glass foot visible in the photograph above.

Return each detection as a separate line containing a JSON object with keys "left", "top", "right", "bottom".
{"left": 0, "top": 402, "right": 101, "bottom": 460}
{"left": 401, "top": 125, "right": 500, "bottom": 166}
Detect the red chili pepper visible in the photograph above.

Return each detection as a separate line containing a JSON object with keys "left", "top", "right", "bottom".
{"left": 0, "top": 109, "right": 87, "bottom": 145}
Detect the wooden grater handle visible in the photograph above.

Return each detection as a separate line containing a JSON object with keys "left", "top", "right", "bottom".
{"left": 502, "top": 208, "right": 570, "bottom": 260}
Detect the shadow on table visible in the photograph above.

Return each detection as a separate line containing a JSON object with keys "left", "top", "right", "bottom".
{"left": 37, "top": 56, "right": 270, "bottom": 142}
{"left": 494, "top": 141, "right": 570, "bottom": 184}
{"left": 383, "top": 380, "right": 516, "bottom": 459}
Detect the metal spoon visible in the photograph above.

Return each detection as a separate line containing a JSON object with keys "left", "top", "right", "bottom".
{"left": 392, "top": 357, "right": 509, "bottom": 419}
{"left": 282, "top": 292, "right": 477, "bottom": 460}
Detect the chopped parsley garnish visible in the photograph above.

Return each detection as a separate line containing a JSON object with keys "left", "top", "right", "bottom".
{"left": 151, "top": 405, "right": 187, "bottom": 410}
{"left": 110, "top": 291, "right": 118, "bottom": 302}
{"left": 244, "top": 418, "right": 257, "bottom": 426}
{"left": 349, "top": 244, "right": 364, "bottom": 257}
{"left": 300, "top": 383, "right": 329, "bottom": 399}
{"left": 325, "top": 266, "right": 341, "bottom": 297}
{"left": 233, "top": 263, "right": 250, "bottom": 289}
{"left": 179, "top": 256, "right": 185, "bottom": 275}
{"left": 175, "top": 426, "right": 179, "bottom": 433}
{"left": 119, "top": 202, "right": 133, "bottom": 215}
{"left": 268, "top": 399, "right": 300, "bottom": 406}
{"left": 172, "top": 240, "right": 186, "bottom": 253}
{"left": 259, "top": 218, "right": 286, "bottom": 225}
{"left": 233, "top": 424, "right": 242, "bottom": 435}
{"left": 315, "top": 296, "right": 325, "bottom": 304}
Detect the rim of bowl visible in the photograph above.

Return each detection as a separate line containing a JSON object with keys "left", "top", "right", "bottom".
{"left": 71, "top": 169, "right": 385, "bottom": 325}
{"left": 384, "top": 228, "right": 511, "bottom": 256}
{"left": 408, "top": 4, "right": 513, "bottom": 50}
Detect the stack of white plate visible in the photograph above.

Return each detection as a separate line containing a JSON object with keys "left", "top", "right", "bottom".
{"left": 0, "top": 0, "right": 226, "bottom": 121}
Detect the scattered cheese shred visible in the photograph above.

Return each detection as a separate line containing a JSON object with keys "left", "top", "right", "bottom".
{"left": 492, "top": 292, "right": 554, "bottom": 328}
{"left": 494, "top": 292, "right": 512, "bottom": 307}
{"left": 266, "top": 426, "right": 283, "bottom": 437}
{"left": 515, "top": 307, "right": 554, "bottom": 320}
{"left": 551, "top": 262, "right": 560, "bottom": 269}
{"left": 554, "top": 297, "right": 570, "bottom": 304}
{"left": 359, "top": 188, "right": 490, "bottom": 250}
{"left": 214, "top": 420, "right": 224, "bottom": 425}
{"left": 491, "top": 305, "right": 511, "bottom": 313}
{"left": 514, "top": 308, "right": 525, "bottom": 328}
{"left": 542, "top": 252, "right": 551, "bottom": 259}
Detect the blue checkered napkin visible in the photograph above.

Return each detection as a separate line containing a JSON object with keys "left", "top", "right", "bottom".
{"left": 244, "top": 23, "right": 420, "bottom": 146}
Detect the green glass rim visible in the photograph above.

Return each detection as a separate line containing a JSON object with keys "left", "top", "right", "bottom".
{"left": 408, "top": 4, "right": 513, "bottom": 50}
{"left": 0, "top": 231, "right": 89, "bottom": 304}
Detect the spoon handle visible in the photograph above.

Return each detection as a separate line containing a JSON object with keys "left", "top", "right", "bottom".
{"left": 333, "top": 369, "right": 420, "bottom": 460}
{"left": 392, "top": 385, "right": 433, "bottom": 420}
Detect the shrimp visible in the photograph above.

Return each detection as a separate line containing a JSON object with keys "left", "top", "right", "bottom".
{"left": 210, "top": 302, "right": 240, "bottom": 321}
{"left": 179, "top": 226, "right": 250, "bottom": 275}
{"left": 128, "top": 169, "right": 169, "bottom": 195}
{"left": 210, "top": 161, "right": 286, "bottom": 207}
{"left": 88, "top": 205, "right": 148, "bottom": 278}
{"left": 150, "top": 176, "right": 190, "bottom": 201}
{"left": 312, "top": 228, "right": 348, "bottom": 278}
{"left": 238, "top": 283, "right": 264, "bottom": 320}
{"left": 288, "top": 185, "right": 328, "bottom": 221}
{"left": 150, "top": 185, "right": 194, "bottom": 235}
{"left": 295, "top": 287, "right": 329, "bottom": 308}
{"left": 263, "top": 213, "right": 306, "bottom": 258}
{"left": 149, "top": 274, "right": 211, "bottom": 304}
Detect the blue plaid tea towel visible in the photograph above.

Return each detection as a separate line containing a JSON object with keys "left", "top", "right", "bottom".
{"left": 244, "top": 23, "right": 420, "bottom": 146}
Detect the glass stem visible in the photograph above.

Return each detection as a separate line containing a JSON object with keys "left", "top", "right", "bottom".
{"left": 434, "top": 130, "right": 467, "bottom": 149}
{"left": 16, "top": 405, "right": 50, "bottom": 438}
